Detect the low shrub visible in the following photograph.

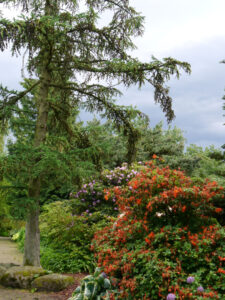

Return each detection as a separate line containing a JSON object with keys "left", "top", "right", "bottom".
{"left": 39, "top": 201, "right": 111, "bottom": 273}
{"left": 93, "top": 160, "right": 225, "bottom": 299}
{"left": 40, "top": 246, "right": 95, "bottom": 273}
{"left": 12, "top": 226, "right": 25, "bottom": 252}
{"left": 69, "top": 267, "right": 114, "bottom": 300}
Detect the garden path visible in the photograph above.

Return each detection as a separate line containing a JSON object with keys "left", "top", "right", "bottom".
{"left": 0, "top": 237, "right": 63, "bottom": 300}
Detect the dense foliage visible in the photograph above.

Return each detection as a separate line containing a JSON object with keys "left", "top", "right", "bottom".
{"left": 93, "top": 160, "right": 225, "bottom": 299}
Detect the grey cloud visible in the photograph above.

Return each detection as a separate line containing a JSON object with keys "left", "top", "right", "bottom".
{"left": 0, "top": 50, "right": 22, "bottom": 89}
{"left": 118, "top": 37, "right": 224, "bottom": 149}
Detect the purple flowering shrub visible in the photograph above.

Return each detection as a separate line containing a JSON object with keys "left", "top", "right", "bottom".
{"left": 70, "top": 163, "right": 142, "bottom": 216}
{"left": 101, "top": 163, "right": 139, "bottom": 186}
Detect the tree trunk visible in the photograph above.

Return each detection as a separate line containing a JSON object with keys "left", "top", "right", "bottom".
{"left": 23, "top": 70, "right": 50, "bottom": 266}
{"left": 23, "top": 0, "right": 58, "bottom": 267}
{"left": 23, "top": 193, "right": 41, "bottom": 266}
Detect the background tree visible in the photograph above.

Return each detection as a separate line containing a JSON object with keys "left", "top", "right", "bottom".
{"left": 137, "top": 121, "right": 185, "bottom": 161}
{"left": 0, "top": 0, "right": 190, "bottom": 266}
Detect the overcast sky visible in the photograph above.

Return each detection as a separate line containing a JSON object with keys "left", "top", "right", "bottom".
{"left": 0, "top": 0, "right": 224, "bottom": 149}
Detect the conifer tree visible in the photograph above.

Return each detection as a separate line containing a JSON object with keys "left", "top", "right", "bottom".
{"left": 0, "top": 0, "right": 190, "bottom": 266}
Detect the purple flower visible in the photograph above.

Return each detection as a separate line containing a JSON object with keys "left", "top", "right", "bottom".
{"left": 187, "top": 276, "right": 195, "bottom": 284}
{"left": 97, "top": 200, "right": 101, "bottom": 203}
{"left": 167, "top": 293, "right": 176, "bottom": 300}
{"left": 114, "top": 207, "right": 118, "bottom": 210}
{"left": 85, "top": 209, "right": 89, "bottom": 213}
{"left": 197, "top": 286, "right": 204, "bottom": 293}
{"left": 101, "top": 272, "right": 107, "bottom": 278}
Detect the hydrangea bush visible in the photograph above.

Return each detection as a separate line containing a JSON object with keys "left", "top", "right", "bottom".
{"left": 92, "top": 160, "right": 225, "bottom": 299}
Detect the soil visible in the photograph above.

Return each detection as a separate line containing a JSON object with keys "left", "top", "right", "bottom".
{"left": 0, "top": 237, "right": 86, "bottom": 300}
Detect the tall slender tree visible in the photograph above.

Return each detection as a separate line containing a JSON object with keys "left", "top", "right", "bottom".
{"left": 0, "top": 0, "right": 191, "bottom": 266}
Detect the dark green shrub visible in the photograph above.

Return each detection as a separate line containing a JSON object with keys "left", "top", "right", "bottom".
{"left": 40, "top": 246, "right": 95, "bottom": 273}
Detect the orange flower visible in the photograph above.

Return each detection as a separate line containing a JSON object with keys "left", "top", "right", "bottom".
{"left": 218, "top": 256, "right": 225, "bottom": 261}
{"left": 152, "top": 154, "right": 157, "bottom": 159}
{"left": 148, "top": 232, "right": 155, "bottom": 239}
{"left": 145, "top": 232, "right": 155, "bottom": 245}
{"left": 173, "top": 187, "right": 180, "bottom": 198}
{"left": 136, "top": 198, "right": 142, "bottom": 205}
{"left": 215, "top": 207, "right": 223, "bottom": 213}
{"left": 181, "top": 205, "right": 186, "bottom": 212}
{"left": 145, "top": 237, "right": 150, "bottom": 245}
{"left": 217, "top": 268, "right": 225, "bottom": 274}
{"left": 133, "top": 180, "right": 138, "bottom": 189}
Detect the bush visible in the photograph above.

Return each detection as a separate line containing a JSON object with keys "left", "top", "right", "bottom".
{"left": 13, "top": 201, "right": 111, "bottom": 273}
{"left": 39, "top": 201, "right": 110, "bottom": 273}
{"left": 93, "top": 160, "right": 225, "bottom": 299}
{"left": 12, "top": 227, "right": 25, "bottom": 252}
{"left": 40, "top": 246, "right": 94, "bottom": 273}
{"left": 70, "top": 163, "right": 141, "bottom": 216}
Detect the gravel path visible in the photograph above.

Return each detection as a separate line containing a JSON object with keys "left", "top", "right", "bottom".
{"left": 0, "top": 237, "right": 63, "bottom": 300}
{"left": 0, "top": 285, "right": 62, "bottom": 300}
{"left": 0, "top": 237, "right": 23, "bottom": 265}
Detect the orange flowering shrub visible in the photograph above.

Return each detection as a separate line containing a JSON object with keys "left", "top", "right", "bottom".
{"left": 92, "top": 160, "right": 225, "bottom": 299}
